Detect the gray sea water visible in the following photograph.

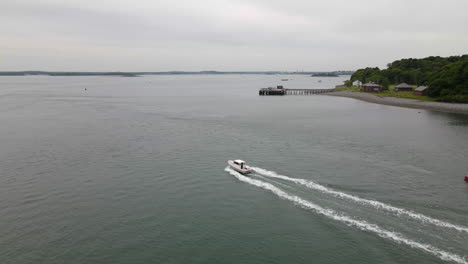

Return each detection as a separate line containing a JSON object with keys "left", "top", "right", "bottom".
{"left": 0, "top": 75, "right": 467, "bottom": 264}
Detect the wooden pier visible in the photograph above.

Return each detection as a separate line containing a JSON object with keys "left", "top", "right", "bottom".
{"left": 259, "top": 87, "right": 335, "bottom": 96}
{"left": 284, "top": 88, "right": 336, "bottom": 95}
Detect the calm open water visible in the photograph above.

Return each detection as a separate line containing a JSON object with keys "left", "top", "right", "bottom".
{"left": 0, "top": 75, "right": 467, "bottom": 264}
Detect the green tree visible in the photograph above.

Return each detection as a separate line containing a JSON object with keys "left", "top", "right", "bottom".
{"left": 350, "top": 67, "right": 380, "bottom": 83}
{"left": 349, "top": 54, "right": 468, "bottom": 101}
{"left": 427, "top": 61, "right": 468, "bottom": 102}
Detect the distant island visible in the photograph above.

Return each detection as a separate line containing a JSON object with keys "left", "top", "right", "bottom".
{"left": 337, "top": 55, "right": 468, "bottom": 103}
{"left": 311, "top": 72, "right": 339, "bottom": 77}
{"left": 120, "top": 73, "right": 140, "bottom": 77}
{"left": 0, "top": 70, "right": 354, "bottom": 77}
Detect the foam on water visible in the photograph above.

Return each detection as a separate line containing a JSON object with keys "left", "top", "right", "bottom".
{"left": 252, "top": 167, "right": 468, "bottom": 234}
{"left": 226, "top": 167, "right": 468, "bottom": 264}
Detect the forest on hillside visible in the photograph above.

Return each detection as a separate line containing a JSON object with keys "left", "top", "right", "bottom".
{"left": 350, "top": 55, "right": 468, "bottom": 102}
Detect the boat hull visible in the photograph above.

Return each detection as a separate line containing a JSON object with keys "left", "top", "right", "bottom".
{"left": 228, "top": 160, "right": 253, "bottom": 175}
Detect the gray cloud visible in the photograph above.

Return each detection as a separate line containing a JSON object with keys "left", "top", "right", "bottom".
{"left": 1, "top": 0, "right": 467, "bottom": 71}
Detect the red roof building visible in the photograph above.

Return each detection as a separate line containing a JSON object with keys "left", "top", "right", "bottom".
{"left": 361, "top": 82, "right": 382, "bottom": 92}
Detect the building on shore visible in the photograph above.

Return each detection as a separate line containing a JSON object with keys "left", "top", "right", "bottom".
{"left": 414, "top": 86, "right": 429, "bottom": 96}
{"left": 352, "top": 80, "right": 362, "bottom": 87}
{"left": 394, "top": 83, "right": 414, "bottom": 92}
{"left": 361, "top": 82, "right": 382, "bottom": 92}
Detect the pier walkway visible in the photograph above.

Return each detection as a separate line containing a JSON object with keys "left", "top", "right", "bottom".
{"left": 259, "top": 87, "right": 335, "bottom": 96}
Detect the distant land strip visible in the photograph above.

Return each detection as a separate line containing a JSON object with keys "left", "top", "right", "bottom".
{"left": 0, "top": 71, "right": 354, "bottom": 76}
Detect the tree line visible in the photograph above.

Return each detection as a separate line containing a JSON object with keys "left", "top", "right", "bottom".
{"left": 349, "top": 55, "right": 468, "bottom": 102}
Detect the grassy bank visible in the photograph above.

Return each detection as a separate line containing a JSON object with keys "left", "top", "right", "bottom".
{"left": 337, "top": 85, "right": 435, "bottom": 101}
{"left": 337, "top": 86, "right": 361, "bottom": 92}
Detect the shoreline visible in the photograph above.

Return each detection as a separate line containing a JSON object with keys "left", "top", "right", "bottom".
{"left": 324, "top": 91, "right": 468, "bottom": 115}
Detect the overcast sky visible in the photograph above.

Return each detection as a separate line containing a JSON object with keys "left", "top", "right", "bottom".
{"left": 1, "top": 0, "right": 468, "bottom": 71}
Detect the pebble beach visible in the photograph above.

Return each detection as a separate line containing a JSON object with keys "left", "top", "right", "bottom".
{"left": 326, "top": 91, "right": 468, "bottom": 115}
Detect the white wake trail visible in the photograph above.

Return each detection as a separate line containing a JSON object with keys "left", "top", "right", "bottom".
{"left": 252, "top": 167, "right": 468, "bottom": 234}
{"left": 225, "top": 167, "right": 468, "bottom": 264}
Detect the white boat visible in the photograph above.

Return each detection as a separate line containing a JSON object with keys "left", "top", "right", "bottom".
{"left": 228, "top": 159, "right": 253, "bottom": 175}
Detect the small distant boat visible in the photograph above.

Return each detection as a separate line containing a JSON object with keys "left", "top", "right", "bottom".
{"left": 228, "top": 160, "right": 253, "bottom": 175}
{"left": 281, "top": 79, "right": 289, "bottom": 81}
{"left": 465, "top": 175, "right": 468, "bottom": 182}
